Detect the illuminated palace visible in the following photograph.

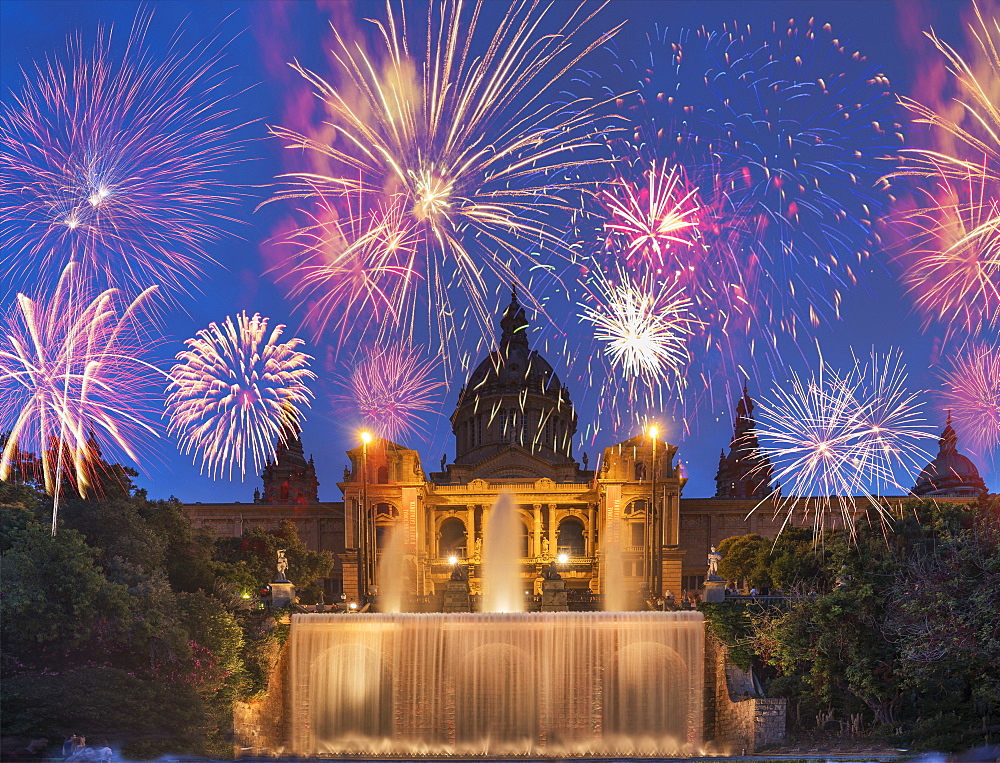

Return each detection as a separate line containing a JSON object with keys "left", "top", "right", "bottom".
{"left": 184, "top": 293, "right": 987, "bottom": 603}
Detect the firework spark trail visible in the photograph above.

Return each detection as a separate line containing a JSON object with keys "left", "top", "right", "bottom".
{"left": 0, "top": 11, "right": 248, "bottom": 301}
{"left": 269, "top": 0, "right": 621, "bottom": 364}
{"left": 755, "top": 350, "right": 935, "bottom": 535}
{"left": 939, "top": 342, "right": 1000, "bottom": 457}
{"left": 578, "top": 265, "right": 696, "bottom": 386}
{"left": 165, "top": 313, "right": 316, "bottom": 481}
{"left": 338, "top": 346, "right": 444, "bottom": 442}
{"left": 271, "top": 187, "right": 420, "bottom": 344}
{"left": 607, "top": 19, "right": 902, "bottom": 338}
{"left": 600, "top": 159, "right": 700, "bottom": 265}
{"left": 0, "top": 263, "right": 160, "bottom": 535}
{"left": 889, "top": 3, "right": 1000, "bottom": 336}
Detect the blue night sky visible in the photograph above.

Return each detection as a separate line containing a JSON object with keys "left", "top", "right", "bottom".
{"left": 1, "top": 1, "right": 994, "bottom": 502}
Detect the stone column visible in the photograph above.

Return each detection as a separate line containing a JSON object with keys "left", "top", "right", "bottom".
{"left": 533, "top": 504, "right": 542, "bottom": 559}
{"left": 547, "top": 503, "right": 557, "bottom": 556}
{"left": 587, "top": 503, "right": 597, "bottom": 557}
{"left": 466, "top": 504, "right": 475, "bottom": 558}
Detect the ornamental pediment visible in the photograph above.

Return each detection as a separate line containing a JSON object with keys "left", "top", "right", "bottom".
{"left": 470, "top": 446, "right": 560, "bottom": 481}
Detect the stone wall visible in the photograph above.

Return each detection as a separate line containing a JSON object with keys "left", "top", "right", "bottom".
{"left": 233, "top": 637, "right": 290, "bottom": 757}
{"left": 705, "top": 634, "right": 786, "bottom": 753}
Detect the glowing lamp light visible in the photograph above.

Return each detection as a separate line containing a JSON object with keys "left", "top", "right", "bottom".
{"left": 649, "top": 425, "right": 659, "bottom": 439}
{"left": 360, "top": 431, "right": 372, "bottom": 444}
{"left": 241, "top": 592, "right": 251, "bottom": 599}
{"left": 557, "top": 553, "right": 569, "bottom": 564}
{"left": 349, "top": 601, "right": 358, "bottom": 610}
{"left": 448, "top": 555, "right": 458, "bottom": 565}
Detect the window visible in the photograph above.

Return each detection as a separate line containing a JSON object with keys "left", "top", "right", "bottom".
{"left": 377, "top": 465, "right": 389, "bottom": 484}
{"left": 557, "top": 517, "right": 586, "bottom": 557}
{"left": 630, "top": 522, "right": 646, "bottom": 548}
{"left": 374, "top": 502, "right": 398, "bottom": 518}
{"left": 624, "top": 499, "right": 648, "bottom": 517}
{"left": 439, "top": 517, "right": 467, "bottom": 558}
{"left": 634, "top": 461, "right": 647, "bottom": 481}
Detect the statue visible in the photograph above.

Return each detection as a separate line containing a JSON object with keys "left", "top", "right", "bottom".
{"left": 343, "top": 466, "right": 351, "bottom": 482}
{"left": 541, "top": 536, "right": 550, "bottom": 557}
{"left": 276, "top": 549, "right": 289, "bottom": 582}
{"left": 474, "top": 536, "right": 482, "bottom": 558}
{"left": 582, "top": 452, "right": 589, "bottom": 469}
{"left": 707, "top": 545, "right": 722, "bottom": 579}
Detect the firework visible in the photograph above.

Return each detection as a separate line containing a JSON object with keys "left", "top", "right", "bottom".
{"left": 165, "top": 313, "right": 316, "bottom": 480}
{"left": 339, "top": 346, "right": 444, "bottom": 442}
{"left": 890, "top": 3, "right": 1000, "bottom": 336}
{"left": 606, "top": 19, "right": 902, "bottom": 334}
{"left": 578, "top": 266, "right": 696, "bottom": 383}
{"left": 939, "top": 342, "right": 1000, "bottom": 457}
{"left": 271, "top": 188, "right": 420, "bottom": 344}
{"left": 269, "top": 0, "right": 620, "bottom": 360}
{"left": 600, "top": 159, "right": 700, "bottom": 265}
{"left": 755, "top": 349, "right": 935, "bottom": 534}
{"left": 0, "top": 11, "right": 246, "bottom": 300}
{"left": 0, "top": 263, "right": 159, "bottom": 535}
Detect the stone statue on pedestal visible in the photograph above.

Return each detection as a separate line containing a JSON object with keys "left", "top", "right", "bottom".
{"left": 276, "top": 549, "right": 290, "bottom": 582}
{"left": 707, "top": 546, "right": 722, "bottom": 579}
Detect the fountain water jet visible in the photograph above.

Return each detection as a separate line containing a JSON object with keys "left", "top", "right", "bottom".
{"left": 481, "top": 491, "right": 524, "bottom": 613}
{"left": 603, "top": 520, "right": 628, "bottom": 611}
{"left": 375, "top": 525, "right": 406, "bottom": 613}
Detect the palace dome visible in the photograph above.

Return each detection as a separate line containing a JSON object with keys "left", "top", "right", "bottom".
{"left": 912, "top": 417, "right": 986, "bottom": 498}
{"left": 449, "top": 290, "right": 577, "bottom": 467}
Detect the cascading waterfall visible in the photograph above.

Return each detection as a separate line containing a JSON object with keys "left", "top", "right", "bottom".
{"left": 289, "top": 610, "right": 704, "bottom": 756}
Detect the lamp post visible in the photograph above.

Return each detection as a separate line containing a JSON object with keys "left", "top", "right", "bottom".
{"left": 359, "top": 431, "right": 372, "bottom": 602}
{"left": 648, "top": 425, "right": 659, "bottom": 596}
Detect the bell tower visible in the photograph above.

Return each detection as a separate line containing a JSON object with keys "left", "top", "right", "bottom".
{"left": 714, "top": 384, "right": 773, "bottom": 499}
{"left": 259, "top": 421, "right": 319, "bottom": 504}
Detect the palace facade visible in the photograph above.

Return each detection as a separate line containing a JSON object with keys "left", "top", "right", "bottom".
{"left": 183, "top": 293, "right": 987, "bottom": 604}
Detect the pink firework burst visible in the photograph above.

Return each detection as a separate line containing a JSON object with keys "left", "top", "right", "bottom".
{"left": 0, "top": 11, "right": 247, "bottom": 301}
{"left": 939, "top": 342, "right": 1000, "bottom": 458}
{"left": 0, "top": 263, "right": 160, "bottom": 534}
{"left": 340, "top": 346, "right": 444, "bottom": 442}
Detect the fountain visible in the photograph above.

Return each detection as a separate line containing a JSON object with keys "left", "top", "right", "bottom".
{"left": 285, "top": 493, "right": 705, "bottom": 756}
{"left": 481, "top": 492, "right": 524, "bottom": 613}
{"left": 375, "top": 525, "right": 405, "bottom": 614}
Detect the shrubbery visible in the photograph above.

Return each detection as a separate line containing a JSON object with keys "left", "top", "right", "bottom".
{"left": 703, "top": 497, "right": 1000, "bottom": 752}
{"left": 0, "top": 459, "right": 332, "bottom": 758}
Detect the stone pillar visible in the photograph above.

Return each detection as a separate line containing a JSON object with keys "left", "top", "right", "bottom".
{"left": 466, "top": 504, "right": 475, "bottom": 558}
{"left": 547, "top": 503, "right": 557, "bottom": 557}
{"left": 533, "top": 504, "right": 542, "bottom": 558}
{"left": 587, "top": 503, "right": 597, "bottom": 557}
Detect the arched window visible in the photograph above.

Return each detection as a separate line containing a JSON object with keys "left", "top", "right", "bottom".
{"left": 557, "top": 517, "right": 586, "bottom": 557}
{"left": 280, "top": 481, "right": 289, "bottom": 500}
{"left": 519, "top": 521, "right": 530, "bottom": 557}
{"left": 377, "top": 465, "right": 389, "bottom": 484}
{"left": 439, "top": 517, "right": 467, "bottom": 558}
{"left": 634, "top": 461, "right": 647, "bottom": 481}
{"left": 624, "top": 499, "right": 648, "bottom": 517}
{"left": 374, "top": 502, "right": 398, "bottom": 518}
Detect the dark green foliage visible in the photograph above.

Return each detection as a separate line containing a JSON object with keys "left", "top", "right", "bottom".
{"left": 1, "top": 452, "right": 335, "bottom": 758}
{"left": 704, "top": 498, "right": 1000, "bottom": 752}
{"left": 214, "top": 519, "right": 333, "bottom": 603}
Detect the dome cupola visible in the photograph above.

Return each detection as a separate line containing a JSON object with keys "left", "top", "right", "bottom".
{"left": 912, "top": 414, "right": 986, "bottom": 498}
{"left": 449, "top": 289, "right": 577, "bottom": 467}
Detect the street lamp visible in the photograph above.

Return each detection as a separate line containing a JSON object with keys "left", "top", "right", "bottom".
{"left": 359, "top": 431, "right": 372, "bottom": 603}
{"left": 557, "top": 553, "right": 569, "bottom": 565}
{"left": 648, "top": 425, "right": 659, "bottom": 596}
{"left": 448, "top": 555, "right": 458, "bottom": 566}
